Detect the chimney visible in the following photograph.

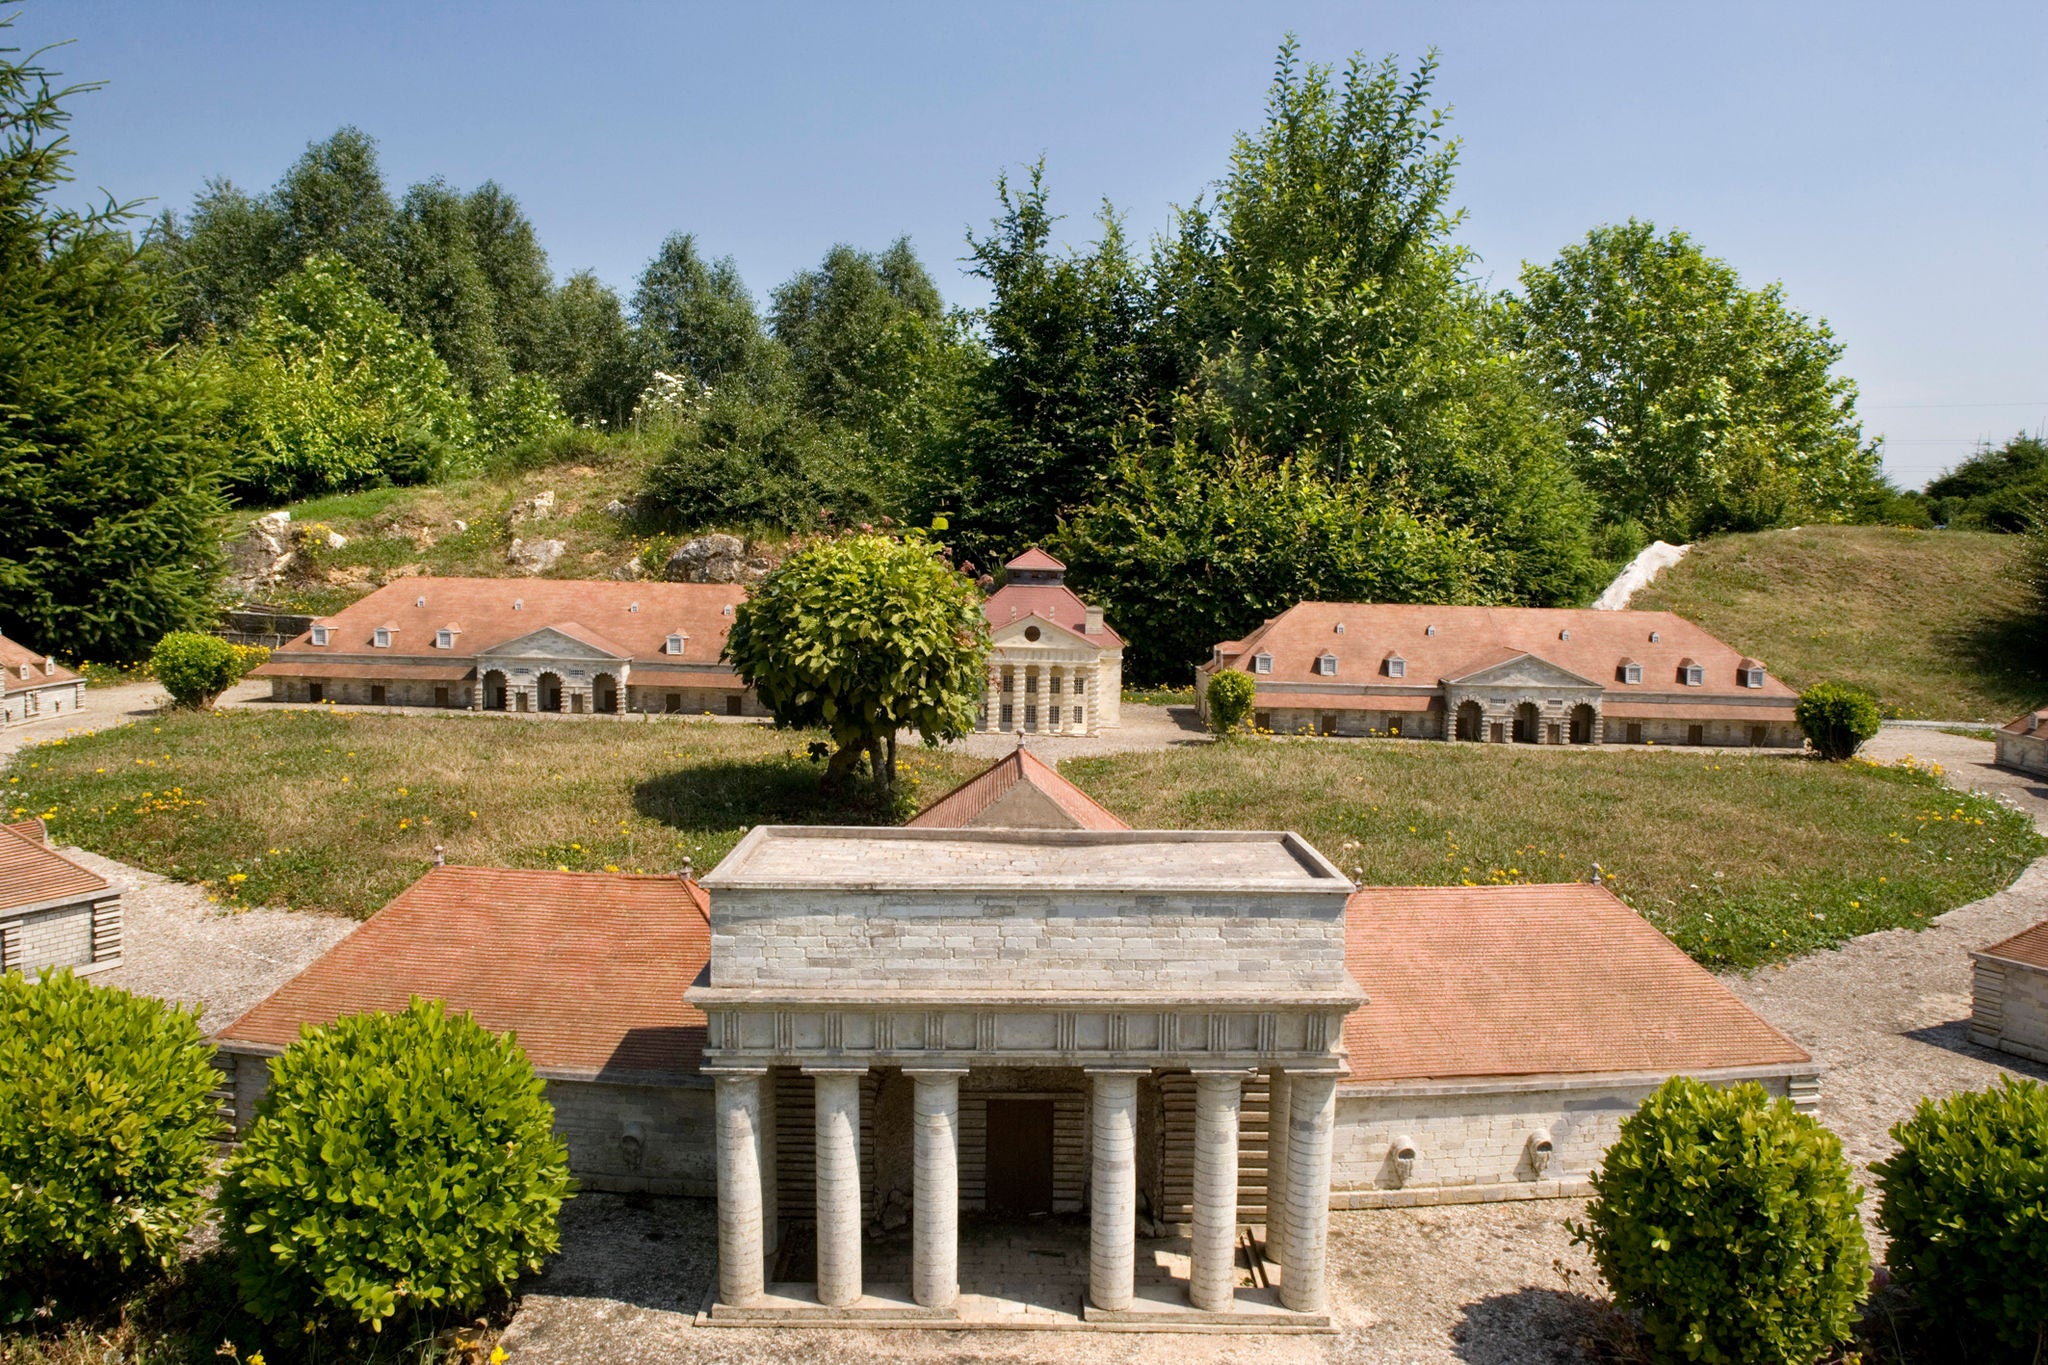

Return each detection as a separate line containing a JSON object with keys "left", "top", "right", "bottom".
{"left": 44, "top": 656, "right": 55, "bottom": 673}
{"left": 432, "top": 844, "right": 446, "bottom": 867}
{"left": 679, "top": 856, "right": 694, "bottom": 882}
{"left": 1084, "top": 605, "right": 1103, "bottom": 635}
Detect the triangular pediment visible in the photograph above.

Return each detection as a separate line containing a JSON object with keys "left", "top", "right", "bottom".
{"left": 991, "top": 614, "right": 1095, "bottom": 650}
{"left": 1445, "top": 651, "right": 1601, "bottom": 690}
{"left": 476, "top": 626, "right": 628, "bottom": 661}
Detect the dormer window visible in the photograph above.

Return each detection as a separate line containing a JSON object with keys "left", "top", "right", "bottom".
{"left": 1384, "top": 655, "right": 1406, "bottom": 679}
{"left": 1252, "top": 652, "right": 1273, "bottom": 675}
{"left": 310, "top": 625, "right": 330, "bottom": 647}
{"left": 1649, "top": 630, "right": 1661, "bottom": 643}
{"left": 666, "top": 633, "right": 686, "bottom": 656}
{"left": 1740, "top": 663, "right": 1766, "bottom": 689}
{"left": 1334, "top": 622, "right": 1346, "bottom": 635}
{"left": 16, "top": 663, "right": 28, "bottom": 681}
{"left": 722, "top": 604, "right": 734, "bottom": 616}
{"left": 372, "top": 627, "right": 393, "bottom": 649}
{"left": 1559, "top": 629, "right": 1571, "bottom": 641}
{"left": 1680, "top": 659, "right": 1704, "bottom": 686}
{"left": 513, "top": 599, "right": 524, "bottom": 611}
{"left": 1620, "top": 660, "right": 1642, "bottom": 685}
{"left": 415, "top": 596, "right": 426, "bottom": 609}
{"left": 1425, "top": 624, "right": 1437, "bottom": 636}
{"left": 435, "top": 629, "right": 456, "bottom": 650}
{"left": 628, "top": 601, "right": 640, "bottom": 613}
{"left": 1316, "top": 653, "right": 1339, "bottom": 677}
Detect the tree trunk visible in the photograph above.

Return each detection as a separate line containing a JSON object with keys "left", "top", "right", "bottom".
{"left": 824, "top": 741, "right": 867, "bottom": 789}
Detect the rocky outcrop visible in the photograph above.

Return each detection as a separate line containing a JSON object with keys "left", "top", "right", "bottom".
{"left": 601, "top": 499, "right": 633, "bottom": 521}
{"left": 507, "top": 538, "right": 566, "bottom": 574}
{"left": 661, "top": 533, "right": 773, "bottom": 584}
{"left": 1591, "top": 540, "right": 1692, "bottom": 611}
{"left": 507, "top": 490, "right": 556, "bottom": 526}
{"left": 224, "top": 511, "right": 297, "bottom": 599}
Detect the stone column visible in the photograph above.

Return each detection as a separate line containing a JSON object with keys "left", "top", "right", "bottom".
{"left": 1088, "top": 1069, "right": 1145, "bottom": 1313}
{"left": 759, "top": 1073, "right": 779, "bottom": 1259}
{"left": 809, "top": 1067, "right": 865, "bottom": 1309}
{"left": 713, "top": 1069, "right": 768, "bottom": 1307}
{"left": 1279, "top": 1073, "right": 1338, "bottom": 1313}
{"left": 908, "top": 1069, "right": 965, "bottom": 1309}
{"left": 983, "top": 665, "right": 1001, "bottom": 732}
{"left": 1265, "top": 1067, "right": 1291, "bottom": 1266}
{"left": 1189, "top": 1069, "right": 1245, "bottom": 1312}
{"left": 1030, "top": 665, "right": 1047, "bottom": 733}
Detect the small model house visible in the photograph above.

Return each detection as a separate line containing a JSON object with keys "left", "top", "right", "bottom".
{"left": 979, "top": 549, "right": 1123, "bottom": 737}
{"left": 0, "top": 632, "right": 85, "bottom": 728}
{"left": 0, "top": 819, "right": 121, "bottom": 976}
{"left": 1995, "top": 708, "right": 2048, "bottom": 779}
{"left": 1969, "top": 919, "right": 2048, "bottom": 1064}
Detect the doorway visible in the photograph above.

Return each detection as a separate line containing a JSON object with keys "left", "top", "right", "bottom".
{"left": 984, "top": 1099, "right": 1056, "bottom": 1216}
{"left": 1514, "top": 702, "right": 1541, "bottom": 743}
{"left": 538, "top": 673, "right": 563, "bottom": 712}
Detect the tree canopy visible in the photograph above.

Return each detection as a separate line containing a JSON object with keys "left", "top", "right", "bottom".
{"left": 1925, "top": 432, "right": 2048, "bottom": 532}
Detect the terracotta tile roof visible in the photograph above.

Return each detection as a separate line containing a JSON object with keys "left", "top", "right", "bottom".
{"left": 2002, "top": 709, "right": 2048, "bottom": 736}
{"left": 262, "top": 577, "right": 747, "bottom": 667}
{"left": 1342, "top": 884, "right": 1810, "bottom": 1084}
{"left": 0, "top": 820, "right": 110, "bottom": 915}
{"left": 623, "top": 666, "right": 744, "bottom": 688}
{"left": 252, "top": 660, "right": 475, "bottom": 681}
{"left": 984, "top": 586, "right": 1124, "bottom": 647}
{"left": 908, "top": 745, "right": 1131, "bottom": 831}
{"left": 1977, "top": 920, "right": 2048, "bottom": 971}
{"left": 1255, "top": 691, "right": 1442, "bottom": 713}
{"left": 1006, "top": 548, "right": 1067, "bottom": 572}
{"left": 0, "top": 634, "right": 80, "bottom": 691}
{"left": 215, "top": 866, "right": 711, "bottom": 1084}
{"left": 1214, "top": 603, "right": 1796, "bottom": 702}
{"left": 1601, "top": 702, "right": 1798, "bottom": 722}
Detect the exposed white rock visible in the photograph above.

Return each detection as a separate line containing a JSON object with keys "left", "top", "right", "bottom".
{"left": 662, "top": 533, "right": 767, "bottom": 583}
{"left": 1591, "top": 540, "right": 1692, "bottom": 610}
{"left": 223, "top": 511, "right": 297, "bottom": 599}
{"left": 507, "top": 537, "right": 566, "bottom": 574}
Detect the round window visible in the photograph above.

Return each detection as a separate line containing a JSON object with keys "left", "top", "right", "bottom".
{"left": 1024, "top": 625, "right": 1041, "bottom": 641}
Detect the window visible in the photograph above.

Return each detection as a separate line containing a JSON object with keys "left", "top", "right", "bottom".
{"left": 1625, "top": 722, "right": 1643, "bottom": 744}
{"left": 1319, "top": 713, "right": 1338, "bottom": 736}
{"left": 666, "top": 633, "right": 686, "bottom": 656}
{"left": 1254, "top": 711, "right": 1272, "bottom": 731}
{"left": 1049, "top": 675, "right": 1063, "bottom": 695}
{"left": 307, "top": 683, "right": 323, "bottom": 704}
{"left": 310, "top": 625, "right": 330, "bottom": 646}
{"left": 1749, "top": 725, "right": 1768, "bottom": 746}
{"left": 1252, "top": 653, "right": 1273, "bottom": 674}
{"left": 1741, "top": 665, "right": 1765, "bottom": 688}
{"left": 370, "top": 685, "right": 386, "bottom": 705}
{"left": 1387, "top": 717, "right": 1403, "bottom": 737}
{"left": 1688, "top": 724, "right": 1705, "bottom": 746}
{"left": 1316, "top": 653, "right": 1338, "bottom": 677}
{"left": 1024, "top": 705, "right": 1038, "bottom": 727}
{"left": 1073, "top": 676, "right": 1085, "bottom": 695}
{"left": 726, "top": 695, "right": 742, "bottom": 717}
{"left": 1385, "top": 656, "right": 1406, "bottom": 678}
{"left": 1001, "top": 672, "right": 1014, "bottom": 693}
{"left": 1024, "top": 625, "right": 1042, "bottom": 642}
{"left": 1333, "top": 622, "right": 1346, "bottom": 634}
{"left": 1683, "top": 664, "right": 1704, "bottom": 686}
{"left": 1621, "top": 662, "right": 1642, "bottom": 684}
{"left": 372, "top": 628, "right": 391, "bottom": 648}
{"left": 1001, "top": 703, "right": 1014, "bottom": 726}
{"left": 436, "top": 629, "right": 454, "bottom": 649}
{"left": 665, "top": 693, "right": 682, "bottom": 713}
{"left": 434, "top": 686, "right": 450, "bottom": 708}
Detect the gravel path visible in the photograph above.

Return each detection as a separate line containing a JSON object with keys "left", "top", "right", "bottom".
{"left": 61, "top": 846, "right": 356, "bottom": 1030}
{"left": 0, "top": 680, "right": 171, "bottom": 758}
{"left": 944, "top": 705, "right": 1210, "bottom": 762}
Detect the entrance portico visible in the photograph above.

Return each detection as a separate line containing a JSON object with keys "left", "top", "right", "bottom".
{"left": 688, "top": 826, "right": 1360, "bottom": 1330}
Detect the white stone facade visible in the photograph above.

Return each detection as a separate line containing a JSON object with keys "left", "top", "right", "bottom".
{"left": 1997, "top": 717, "right": 2048, "bottom": 779}
{"left": 1970, "top": 949, "right": 2048, "bottom": 1065}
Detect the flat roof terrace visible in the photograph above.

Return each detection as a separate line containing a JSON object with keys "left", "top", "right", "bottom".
{"left": 701, "top": 826, "right": 1348, "bottom": 894}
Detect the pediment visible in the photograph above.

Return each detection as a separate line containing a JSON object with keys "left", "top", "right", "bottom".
{"left": 476, "top": 626, "right": 628, "bottom": 661}
{"left": 991, "top": 614, "right": 1095, "bottom": 650}
{"left": 1445, "top": 652, "right": 1601, "bottom": 690}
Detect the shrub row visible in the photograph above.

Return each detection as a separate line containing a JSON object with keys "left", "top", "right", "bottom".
{"left": 1579, "top": 1075, "right": 2046, "bottom": 1364}
{"left": 0, "top": 972, "right": 571, "bottom": 1336}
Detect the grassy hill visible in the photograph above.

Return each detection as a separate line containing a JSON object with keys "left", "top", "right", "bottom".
{"left": 1629, "top": 525, "right": 2044, "bottom": 721}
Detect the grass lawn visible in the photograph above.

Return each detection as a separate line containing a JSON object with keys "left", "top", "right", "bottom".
{"left": 4, "top": 709, "right": 981, "bottom": 920}
{"left": 7, "top": 709, "right": 2041, "bottom": 970}
{"left": 1629, "top": 525, "right": 2044, "bottom": 721}
{"left": 1066, "top": 739, "right": 2043, "bottom": 969}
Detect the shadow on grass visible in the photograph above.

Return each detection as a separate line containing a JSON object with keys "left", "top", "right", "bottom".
{"left": 1450, "top": 1285, "right": 1621, "bottom": 1363}
{"left": 1941, "top": 606, "right": 2048, "bottom": 716}
{"left": 631, "top": 758, "right": 904, "bottom": 836}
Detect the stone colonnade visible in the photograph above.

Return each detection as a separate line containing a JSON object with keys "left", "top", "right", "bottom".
{"left": 710, "top": 1063, "right": 1338, "bottom": 1318}
{"left": 982, "top": 662, "right": 1098, "bottom": 736}
{"left": 472, "top": 668, "right": 626, "bottom": 715}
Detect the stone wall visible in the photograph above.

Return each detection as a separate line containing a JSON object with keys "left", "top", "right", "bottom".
{"left": 1257, "top": 708, "right": 1445, "bottom": 740}
{"left": 1329, "top": 1070, "right": 1814, "bottom": 1208}
{"left": 1, "top": 900, "right": 103, "bottom": 973}
{"left": 1970, "top": 956, "right": 2048, "bottom": 1065}
{"left": 625, "top": 685, "right": 761, "bottom": 717}
{"left": 1997, "top": 727, "right": 2048, "bottom": 779}
{"left": 1607, "top": 717, "right": 1803, "bottom": 749}
{"left": 268, "top": 677, "right": 469, "bottom": 708}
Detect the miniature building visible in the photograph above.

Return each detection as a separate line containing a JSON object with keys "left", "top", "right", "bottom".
{"left": 247, "top": 577, "right": 763, "bottom": 717}
{"left": 213, "top": 866, "right": 712, "bottom": 1194}
{"left": 0, "top": 819, "right": 121, "bottom": 976}
{"left": 906, "top": 741, "right": 1129, "bottom": 832}
{"left": 0, "top": 632, "right": 85, "bottom": 728}
{"left": 1196, "top": 603, "right": 1799, "bottom": 746}
{"left": 1996, "top": 708, "right": 2048, "bottom": 779}
{"left": 1969, "top": 920, "right": 2048, "bottom": 1064}
{"left": 979, "top": 549, "right": 1123, "bottom": 737}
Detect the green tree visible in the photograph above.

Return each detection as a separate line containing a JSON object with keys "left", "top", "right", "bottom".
{"left": 221, "top": 254, "right": 478, "bottom": 499}
{"left": 462, "top": 179, "right": 557, "bottom": 375}
{"left": 1514, "top": 219, "right": 1880, "bottom": 541}
{"left": 1925, "top": 432, "right": 2048, "bottom": 531}
{"left": 631, "top": 232, "right": 782, "bottom": 391}
{"left": 143, "top": 179, "right": 286, "bottom": 339}
{"left": 544, "top": 269, "right": 651, "bottom": 428}
{"left": 725, "top": 532, "right": 990, "bottom": 795}
{"left": 268, "top": 125, "right": 397, "bottom": 296}
{"left": 390, "top": 178, "right": 510, "bottom": 398}
{"left": 0, "top": 24, "right": 230, "bottom": 663}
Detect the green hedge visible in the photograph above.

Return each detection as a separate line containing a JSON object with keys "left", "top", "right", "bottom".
{"left": 1875, "top": 1077, "right": 2047, "bottom": 1361}
{"left": 1204, "top": 669, "right": 1256, "bottom": 736}
{"left": 221, "top": 998, "right": 572, "bottom": 1329}
{"left": 1795, "top": 681, "right": 1881, "bottom": 761}
{"left": 1573, "top": 1076, "right": 1869, "bottom": 1364}
{"left": 0, "top": 970, "right": 222, "bottom": 1316}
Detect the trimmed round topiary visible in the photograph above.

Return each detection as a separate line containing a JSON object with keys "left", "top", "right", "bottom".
{"left": 1795, "top": 681, "right": 1881, "bottom": 761}
{"left": 1875, "top": 1077, "right": 2047, "bottom": 1361}
{"left": 221, "top": 998, "right": 573, "bottom": 1329}
{"left": 1573, "top": 1075, "right": 1869, "bottom": 1365}
{"left": 149, "top": 630, "right": 247, "bottom": 709}
{"left": 0, "top": 969, "right": 223, "bottom": 1313}
{"left": 1205, "top": 668, "right": 1257, "bottom": 736}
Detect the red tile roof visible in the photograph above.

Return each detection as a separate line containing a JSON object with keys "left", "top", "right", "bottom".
{"left": 215, "top": 866, "right": 711, "bottom": 1084}
{"left": 1342, "top": 884, "right": 1811, "bottom": 1083}
{"left": 1978, "top": 920, "right": 2048, "bottom": 972}
{"left": 984, "top": 586, "right": 1124, "bottom": 647}
{"left": 908, "top": 745, "right": 1131, "bottom": 831}
{"left": 1005, "top": 548, "right": 1066, "bottom": 572}
{"left": 257, "top": 577, "right": 747, "bottom": 667}
{"left": 0, "top": 820, "right": 110, "bottom": 915}
{"left": 1214, "top": 603, "right": 1796, "bottom": 704}
{"left": 0, "top": 634, "right": 80, "bottom": 690}
{"left": 254, "top": 660, "right": 476, "bottom": 681}
{"left": 2003, "top": 709, "right": 2048, "bottom": 736}
{"left": 1256, "top": 692, "right": 1442, "bottom": 713}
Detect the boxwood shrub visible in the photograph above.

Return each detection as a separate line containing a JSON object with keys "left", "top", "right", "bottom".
{"left": 1875, "top": 1077, "right": 2047, "bottom": 1361}
{"left": 221, "top": 998, "right": 573, "bottom": 1330}
{"left": 0, "top": 969, "right": 223, "bottom": 1315}
{"left": 1205, "top": 669, "right": 1257, "bottom": 736}
{"left": 1795, "top": 681, "right": 1882, "bottom": 761}
{"left": 1572, "top": 1076, "right": 1869, "bottom": 1364}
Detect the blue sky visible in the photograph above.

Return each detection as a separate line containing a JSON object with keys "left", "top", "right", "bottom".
{"left": 18, "top": 1, "right": 2046, "bottom": 487}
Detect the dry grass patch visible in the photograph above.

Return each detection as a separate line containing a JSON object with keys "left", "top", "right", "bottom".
{"left": 4, "top": 709, "right": 980, "bottom": 919}
{"left": 1065, "top": 739, "right": 2044, "bottom": 969}
{"left": 1630, "top": 525, "right": 2043, "bottom": 720}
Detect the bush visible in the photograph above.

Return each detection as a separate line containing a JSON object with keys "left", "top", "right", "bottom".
{"left": 1205, "top": 669, "right": 1256, "bottom": 736}
{"left": 1572, "top": 1076, "right": 1869, "bottom": 1364}
{"left": 150, "top": 631, "right": 254, "bottom": 708}
{"left": 1874, "top": 1077, "right": 2048, "bottom": 1361}
{"left": 0, "top": 970, "right": 222, "bottom": 1316}
{"left": 1796, "top": 681, "right": 1881, "bottom": 760}
{"left": 221, "top": 998, "right": 573, "bottom": 1329}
